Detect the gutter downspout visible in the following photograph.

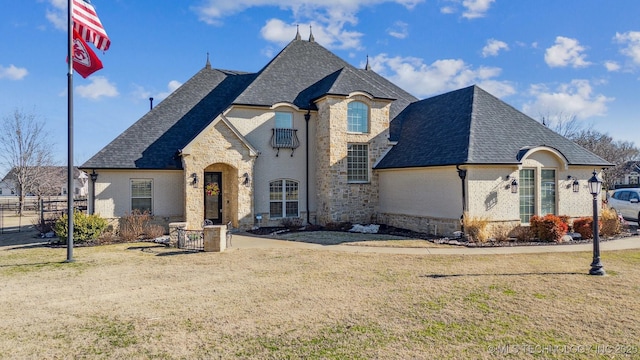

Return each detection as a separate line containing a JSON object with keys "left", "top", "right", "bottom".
{"left": 305, "top": 110, "right": 311, "bottom": 225}
{"left": 456, "top": 165, "right": 467, "bottom": 234}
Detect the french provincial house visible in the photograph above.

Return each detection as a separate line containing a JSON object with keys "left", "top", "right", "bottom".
{"left": 80, "top": 33, "right": 611, "bottom": 236}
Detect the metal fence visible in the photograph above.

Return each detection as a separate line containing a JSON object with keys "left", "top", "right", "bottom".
{"left": 0, "top": 196, "right": 87, "bottom": 234}
{"left": 177, "top": 228, "right": 204, "bottom": 251}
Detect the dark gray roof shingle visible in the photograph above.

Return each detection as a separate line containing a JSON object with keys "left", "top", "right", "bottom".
{"left": 82, "top": 39, "right": 417, "bottom": 170}
{"left": 376, "top": 85, "right": 612, "bottom": 169}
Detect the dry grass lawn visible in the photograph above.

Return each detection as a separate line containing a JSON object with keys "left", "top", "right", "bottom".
{"left": 1, "top": 230, "right": 640, "bottom": 359}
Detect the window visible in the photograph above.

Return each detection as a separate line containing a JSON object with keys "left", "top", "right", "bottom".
{"left": 269, "top": 179, "right": 299, "bottom": 218}
{"left": 347, "top": 101, "right": 368, "bottom": 133}
{"left": 347, "top": 143, "right": 369, "bottom": 182}
{"left": 131, "top": 179, "right": 152, "bottom": 213}
{"left": 540, "top": 169, "right": 556, "bottom": 216}
{"left": 519, "top": 169, "right": 535, "bottom": 223}
{"left": 519, "top": 169, "right": 557, "bottom": 223}
{"left": 274, "top": 112, "right": 293, "bottom": 147}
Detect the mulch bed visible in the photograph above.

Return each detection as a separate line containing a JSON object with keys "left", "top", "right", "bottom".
{"left": 247, "top": 223, "right": 640, "bottom": 248}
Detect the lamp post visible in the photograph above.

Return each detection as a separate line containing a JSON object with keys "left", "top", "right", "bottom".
{"left": 588, "top": 170, "right": 605, "bottom": 276}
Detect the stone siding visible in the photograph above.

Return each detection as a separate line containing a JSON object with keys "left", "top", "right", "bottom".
{"left": 181, "top": 119, "right": 256, "bottom": 230}
{"left": 314, "top": 95, "right": 392, "bottom": 225}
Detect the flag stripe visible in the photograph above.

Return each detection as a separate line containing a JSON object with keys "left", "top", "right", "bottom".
{"left": 72, "top": 0, "right": 110, "bottom": 51}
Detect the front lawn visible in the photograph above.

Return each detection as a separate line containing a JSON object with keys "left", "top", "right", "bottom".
{"left": 1, "top": 241, "right": 639, "bottom": 359}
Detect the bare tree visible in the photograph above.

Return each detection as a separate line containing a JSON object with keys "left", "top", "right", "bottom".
{"left": 571, "top": 129, "right": 640, "bottom": 190}
{"left": 0, "top": 109, "right": 57, "bottom": 213}
{"left": 538, "top": 112, "right": 640, "bottom": 189}
{"left": 539, "top": 111, "right": 586, "bottom": 139}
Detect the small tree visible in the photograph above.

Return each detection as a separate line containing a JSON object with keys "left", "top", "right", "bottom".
{"left": 0, "top": 109, "right": 57, "bottom": 214}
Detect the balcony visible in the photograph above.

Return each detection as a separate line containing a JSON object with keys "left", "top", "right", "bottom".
{"left": 271, "top": 128, "right": 300, "bottom": 156}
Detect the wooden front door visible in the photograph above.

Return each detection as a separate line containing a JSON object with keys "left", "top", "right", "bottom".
{"left": 204, "top": 172, "right": 222, "bottom": 224}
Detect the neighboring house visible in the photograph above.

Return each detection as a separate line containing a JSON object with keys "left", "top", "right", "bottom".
{"left": 613, "top": 161, "right": 640, "bottom": 188}
{"left": 0, "top": 167, "right": 88, "bottom": 197}
{"left": 80, "top": 33, "right": 611, "bottom": 236}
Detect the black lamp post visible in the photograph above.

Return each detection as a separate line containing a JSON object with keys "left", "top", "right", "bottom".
{"left": 588, "top": 170, "right": 605, "bottom": 276}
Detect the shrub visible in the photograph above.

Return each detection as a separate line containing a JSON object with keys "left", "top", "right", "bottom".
{"left": 573, "top": 217, "right": 594, "bottom": 239}
{"left": 510, "top": 225, "right": 534, "bottom": 242}
{"left": 281, "top": 217, "right": 303, "bottom": 229}
{"left": 33, "top": 213, "right": 60, "bottom": 234}
{"left": 600, "top": 207, "right": 621, "bottom": 237}
{"left": 53, "top": 211, "right": 108, "bottom": 244}
{"left": 119, "top": 210, "right": 151, "bottom": 241}
{"left": 463, "top": 213, "right": 490, "bottom": 243}
{"left": 144, "top": 224, "right": 166, "bottom": 239}
{"left": 530, "top": 214, "right": 568, "bottom": 242}
{"left": 490, "top": 223, "right": 513, "bottom": 242}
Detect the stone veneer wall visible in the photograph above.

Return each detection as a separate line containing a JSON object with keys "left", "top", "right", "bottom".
{"left": 181, "top": 120, "right": 256, "bottom": 230}
{"left": 377, "top": 213, "right": 461, "bottom": 236}
{"left": 314, "top": 95, "right": 392, "bottom": 225}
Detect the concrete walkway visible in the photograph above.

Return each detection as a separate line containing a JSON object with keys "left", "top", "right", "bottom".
{"left": 231, "top": 233, "right": 640, "bottom": 255}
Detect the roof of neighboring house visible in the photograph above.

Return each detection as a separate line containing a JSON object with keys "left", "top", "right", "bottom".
{"left": 81, "top": 37, "right": 417, "bottom": 170}
{"left": 376, "top": 85, "right": 612, "bottom": 169}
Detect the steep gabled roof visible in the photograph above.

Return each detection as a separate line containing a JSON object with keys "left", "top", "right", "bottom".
{"left": 376, "top": 85, "right": 611, "bottom": 169}
{"left": 82, "top": 68, "right": 254, "bottom": 169}
{"left": 232, "top": 39, "right": 416, "bottom": 118}
{"left": 81, "top": 38, "right": 417, "bottom": 170}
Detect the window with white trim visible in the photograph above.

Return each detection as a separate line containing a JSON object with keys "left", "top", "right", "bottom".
{"left": 347, "top": 143, "right": 369, "bottom": 182}
{"left": 347, "top": 101, "right": 369, "bottom": 133}
{"left": 269, "top": 179, "right": 299, "bottom": 218}
{"left": 131, "top": 179, "right": 153, "bottom": 213}
{"left": 519, "top": 169, "right": 557, "bottom": 223}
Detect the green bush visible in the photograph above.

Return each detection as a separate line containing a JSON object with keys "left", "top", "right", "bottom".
{"left": 54, "top": 211, "right": 108, "bottom": 244}
{"left": 530, "top": 214, "right": 568, "bottom": 242}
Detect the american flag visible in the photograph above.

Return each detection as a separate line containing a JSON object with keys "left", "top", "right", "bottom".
{"left": 72, "top": 0, "right": 110, "bottom": 52}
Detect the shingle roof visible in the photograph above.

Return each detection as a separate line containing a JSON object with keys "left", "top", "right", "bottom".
{"left": 376, "top": 85, "right": 612, "bottom": 169}
{"left": 82, "top": 39, "right": 416, "bottom": 170}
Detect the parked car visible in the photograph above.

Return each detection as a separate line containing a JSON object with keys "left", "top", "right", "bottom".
{"left": 608, "top": 188, "right": 640, "bottom": 222}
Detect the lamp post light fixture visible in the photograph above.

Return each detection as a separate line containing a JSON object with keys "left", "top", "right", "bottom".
{"left": 587, "top": 170, "right": 605, "bottom": 276}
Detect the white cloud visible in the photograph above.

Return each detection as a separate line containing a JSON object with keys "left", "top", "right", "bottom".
{"left": 523, "top": 80, "right": 613, "bottom": 120}
{"left": 387, "top": 21, "right": 409, "bottom": 39}
{"left": 462, "top": 0, "right": 495, "bottom": 19}
{"left": 75, "top": 76, "right": 119, "bottom": 99}
{"left": 604, "top": 61, "right": 620, "bottom": 72}
{"left": 194, "top": 0, "right": 423, "bottom": 49}
{"left": 482, "top": 39, "right": 509, "bottom": 57}
{"left": 0, "top": 64, "right": 28, "bottom": 80}
{"left": 614, "top": 31, "right": 640, "bottom": 66}
{"left": 440, "top": 6, "right": 455, "bottom": 14}
{"left": 260, "top": 19, "right": 363, "bottom": 50}
{"left": 132, "top": 80, "right": 183, "bottom": 103}
{"left": 45, "top": 0, "right": 67, "bottom": 30}
{"left": 367, "top": 54, "right": 515, "bottom": 98}
{"left": 544, "top": 36, "right": 591, "bottom": 68}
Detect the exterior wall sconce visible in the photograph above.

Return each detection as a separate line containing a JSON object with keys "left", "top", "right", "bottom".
{"left": 567, "top": 175, "right": 580, "bottom": 193}
{"left": 190, "top": 173, "right": 198, "bottom": 186}
{"left": 505, "top": 175, "right": 518, "bottom": 193}
{"left": 241, "top": 172, "right": 250, "bottom": 186}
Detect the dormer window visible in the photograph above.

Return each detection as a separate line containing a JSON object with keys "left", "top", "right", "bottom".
{"left": 271, "top": 111, "right": 300, "bottom": 156}
{"left": 347, "top": 101, "right": 369, "bottom": 133}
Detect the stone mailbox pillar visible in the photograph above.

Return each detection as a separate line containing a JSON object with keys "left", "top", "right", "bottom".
{"left": 203, "top": 224, "right": 227, "bottom": 252}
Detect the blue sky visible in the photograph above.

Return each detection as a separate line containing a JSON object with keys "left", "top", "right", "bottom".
{"left": 1, "top": 0, "right": 639, "bottom": 169}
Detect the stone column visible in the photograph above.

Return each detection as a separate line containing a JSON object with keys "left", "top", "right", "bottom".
{"left": 203, "top": 224, "right": 227, "bottom": 252}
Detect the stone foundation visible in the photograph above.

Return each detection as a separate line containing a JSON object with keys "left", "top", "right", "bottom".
{"left": 377, "top": 213, "right": 461, "bottom": 236}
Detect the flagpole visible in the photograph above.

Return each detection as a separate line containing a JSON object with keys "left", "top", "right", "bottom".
{"left": 66, "top": 0, "right": 75, "bottom": 262}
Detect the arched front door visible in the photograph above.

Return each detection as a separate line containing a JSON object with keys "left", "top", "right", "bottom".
{"left": 204, "top": 172, "right": 223, "bottom": 224}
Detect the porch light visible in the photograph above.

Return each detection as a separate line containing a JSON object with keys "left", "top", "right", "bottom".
{"left": 510, "top": 178, "right": 518, "bottom": 194}
{"left": 190, "top": 173, "right": 198, "bottom": 186}
{"left": 587, "top": 170, "right": 605, "bottom": 276}
{"left": 567, "top": 176, "right": 580, "bottom": 193}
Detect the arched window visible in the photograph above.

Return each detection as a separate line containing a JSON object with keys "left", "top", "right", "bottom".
{"left": 269, "top": 179, "right": 299, "bottom": 218}
{"left": 347, "top": 101, "right": 368, "bottom": 133}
